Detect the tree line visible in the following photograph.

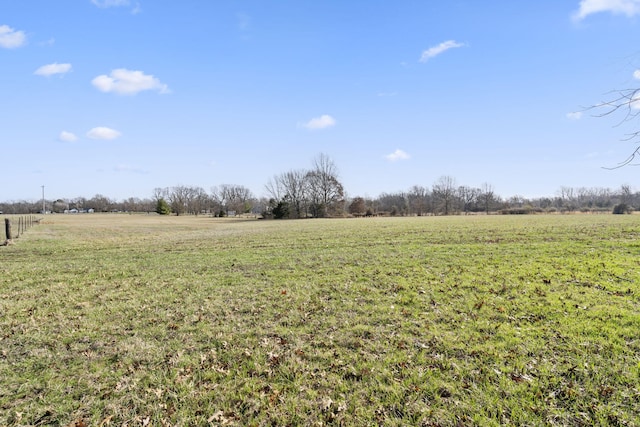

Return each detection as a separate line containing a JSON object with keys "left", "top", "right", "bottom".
{"left": 1, "top": 154, "right": 638, "bottom": 216}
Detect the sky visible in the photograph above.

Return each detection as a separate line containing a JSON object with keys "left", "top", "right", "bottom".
{"left": 2, "top": 0, "right": 640, "bottom": 202}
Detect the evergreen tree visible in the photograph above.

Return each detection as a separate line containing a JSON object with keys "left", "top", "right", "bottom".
{"left": 156, "top": 198, "right": 171, "bottom": 215}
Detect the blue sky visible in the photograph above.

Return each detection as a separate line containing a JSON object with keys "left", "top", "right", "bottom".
{"left": 2, "top": 0, "right": 640, "bottom": 202}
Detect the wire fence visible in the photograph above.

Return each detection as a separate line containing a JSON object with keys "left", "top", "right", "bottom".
{"left": 2, "top": 215, "right": 40, "bottom": 244}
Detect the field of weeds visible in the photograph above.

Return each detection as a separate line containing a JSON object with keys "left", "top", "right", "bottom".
{"left": 1, "top": 213, "right": 639, "bottom": 426}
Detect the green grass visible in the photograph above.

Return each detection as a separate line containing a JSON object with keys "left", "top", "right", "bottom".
{"left": 1, "top": 214, "right": 639, "bottom": 426}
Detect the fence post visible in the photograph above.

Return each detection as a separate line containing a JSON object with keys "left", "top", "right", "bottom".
{"left": 5, "top": 218, "right": 12, "bottom": 241}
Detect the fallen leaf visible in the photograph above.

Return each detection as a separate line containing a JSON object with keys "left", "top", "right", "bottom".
{"left": 320, "top": 397, "right": 334, "bottom": 411}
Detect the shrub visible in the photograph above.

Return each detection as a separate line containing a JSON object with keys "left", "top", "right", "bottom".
{"left": 272, "top": 201, "right": 290, "bottom": 219}
{"left": 612, "top": 204, "right": 631, "bottom": 214}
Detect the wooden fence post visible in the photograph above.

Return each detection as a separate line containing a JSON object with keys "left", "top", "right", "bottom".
{"left": 5, "top": 218, "right": 12, "bottom": 241}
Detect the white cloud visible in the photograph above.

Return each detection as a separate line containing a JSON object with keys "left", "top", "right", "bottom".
{"left": 420, "top": 40, "right": 465, "bottom": 63}
{"left": 0, "top": 25, "right": 26, "bottom": 49}
{"left": 634, "top": 69, "right": 640, "bottom": 80}
{"left": 87, "top": 127, "right": 122, "bottom": 140}
{"left": 92, "top": 68, "right": 169, "bottom": 95}
{"left": 301, "top": 114, "right": 336, "bottom": 130}
{"left": 59, "top": 131, "right": 78, "bottom": 142}
{"left": 34, "top": 63, "right": 72, "bottom": 77}
{"left": 92, "top": 0, "right": 141, "bottom": 14}
{"left": 632, "top": 92, "right": 640, "bottom": 110}
{"left": 385, "top": 149, "right": 410, "bottom": 162}
{"left": 572, "top": 0, "right": 640, "bottom": 21}
{"left": 566, "top": 111, "right": 583, "bottom": 120}
{"left": 91, "top": 0, "right": 130, "bottom": 8}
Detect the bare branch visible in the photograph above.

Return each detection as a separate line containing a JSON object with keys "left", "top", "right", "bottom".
{"left": 590, "top": 86, "right": 640, "bottom": 168}
{"left": 602, "top": 145, "right": 640, "bottom": 170}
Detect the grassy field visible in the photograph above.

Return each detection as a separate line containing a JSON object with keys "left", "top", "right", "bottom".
{"left": 1, "top": 213, "right": 639, "bottom": 426}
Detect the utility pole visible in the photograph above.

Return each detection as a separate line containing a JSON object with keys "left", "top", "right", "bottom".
{"left": 41, "top": 185, "right": 45, "bottom": 214}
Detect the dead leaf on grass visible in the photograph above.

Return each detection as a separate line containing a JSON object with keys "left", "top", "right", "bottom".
{"left": 267, "top": 351, "right": 280, "bottom": 366}
{"left": 208, "top": 410, "right": 234, "bottom": 425}
{"left": 99, "top": 415, "right": 113, "bottom": 426}
{"left": 510, "top": 373, "right": 533, "bottom": 383}
{"left": 320, "top": 397, "right": 334, "bottom": 411}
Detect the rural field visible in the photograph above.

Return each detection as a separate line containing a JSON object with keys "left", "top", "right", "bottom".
{"left": 1, "top": 213, "right": 639, "bottom": 426}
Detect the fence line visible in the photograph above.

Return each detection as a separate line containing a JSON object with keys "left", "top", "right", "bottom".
{"left": 2, "top": 215, "right": 39, "bottom": 244}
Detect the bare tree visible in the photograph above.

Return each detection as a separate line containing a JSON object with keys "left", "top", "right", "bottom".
{"left": 264, "top": 176, "right": 285, "bottom": 202}
{"left": 167, "top": 186, "right": 192, "bottom": 216}
{"left": 264, "top": 170, "right": 308, "bottom": 218}
{"left": 619, "top": 184, "right": 632, "bottom": 205}
{"left": 478, "top": 183, "right": 496, "bottom": 214}
{"left": 153, "top": 187, "right": 167, "bottom": 202}
{"left": 348, "top": 197, "right": 367, "bottom": 216}
{"left": 220, "top": 185, "right": 254, "bottom": 215}
{"left": 557, "top": 186, "right": 577, "bottom": 212}
{"left": 407, "top": 185, "right": 429, "bottom": 216}
{"left": 377, "top": 192, "right": 408, "bottom": 216}
{"left": 507, "top": 195, "right": 526, "bottom": 208}
{"left": 306, "top": 153, "right": 344, "bottom": 217}
{"left": 212, "top": 184, "right": 253, "bottom": 216}
{"left": 432, "top": 176, "right": 457, "bottom": 215}
{"left": 282, "top": 170, "right": 309, "bottom": 218}
{"left": 211, "top": 185, "right": 230, "bottom": 216}
{"left": 189, "top": 187, "right": 209, "bottom": 215}
{"left": 457, "top": 186, "right": 481, "bottom": 214}
{"left": 88, "top": 194, "right": 113, "bottom": 212}
{"left": 70, "top": 197, "right": 86, "bottom": 211}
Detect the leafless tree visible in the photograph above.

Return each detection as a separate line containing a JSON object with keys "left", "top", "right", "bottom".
{"left": 264, "top": 177, "right": 285, "bottom": 202}
{"left": 229, "top": 185, "right": 254, "bottom": 215}
{"left": 432, "top": 175, "right": 457, "bottom": 215}
{"left": 264, "top": 170, "right": 308, "bottom": 218}
{"left": 407, "top": 185, "right": 429, "bottom": 216}
{"left": 507, "top": 195, "right": 526, "bottom": 208}
{"left": 189, "top": 187, "right": 209, "bottom": 215}
{"left": 88, "top": 194, "right": 113, "bottom": 212}
{"left": 167, "top": 186, "right": 192, "bottom": 216}
{"left": 457, "top": 186, "right": 481, "bottom": 214}
{"left": 281, "top": 170, "right": 309, "bottom": 218}
{"left": 557, "top": 186, "right": 577, "bottom": 211}
{"left": 478, "top": 183, "right": 497, "bottom": 214}
{"left": 348, "top": 197, "right": 367, "bottom": 216}
{"left": 619, "top": 184, "right": 632, "bottom": 205}
{"left": 306, "top": 153, "right": 344, "bottom": 217}
{"left": 212, "top": 184, "right": 253, "bottom": 216}
{"left": 152, "top": 187, "right": 167, "bottom": 202}
{"left": 377, "top": 192, "right": 408, "bottom": 216}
